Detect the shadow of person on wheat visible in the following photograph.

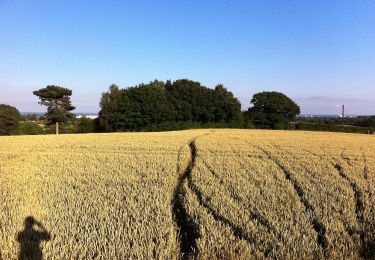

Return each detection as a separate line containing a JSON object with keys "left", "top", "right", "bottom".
{"left": 17, "top": 216, "right": 51, "bottom": 260}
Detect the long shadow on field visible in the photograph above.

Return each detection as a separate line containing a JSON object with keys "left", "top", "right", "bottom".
{"left": 17, "top": 216, "right": 51, "bottom": 260}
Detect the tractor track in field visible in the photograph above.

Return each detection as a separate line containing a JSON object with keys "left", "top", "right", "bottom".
{"left": 200, "top": 150, "right": 278, "bottom": 236}
{"left": 341, "top": 149, "right": 353, "bottom": 166}
{"left": 171, "top": 134, "right": 209, "bottom": 259}
{"left": 337, "top": 149, "right": 374, "bottom": 258}
{"left": 293, "top": 146, "right": 374, "bottom": 258}
{"left": 333, "top": 164, "right": 368, "bottom": 256}
{"left": 333, "top": 163, "right": 364, "bottom": 226}
{"left": 172, "top": 135, "right": 275, "bottom": 258}
{"left": 187, "top": 140, "right": 274, "bottom": 256}
{"left": 361, "top": 151, "right": 369, "bottom": 180}
{"left": 256, "top": 145, "right": 328, "bottom": 255}
{"left": 302, "top": 147, "right": 370, "bottom": 255}
{"left": 172, "top": 139, "right": 200, "bottom": 260}
{"left": 186, "top": 172, "right": 273, "bottom": 257}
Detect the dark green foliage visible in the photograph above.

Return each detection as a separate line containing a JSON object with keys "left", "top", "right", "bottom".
{"left": 166, "top": 79, "right": 215, "bottom": 122}
{"left": 77, "top": 118, "right": 96, "bottom": 133}
{"left": 33, "top": 85, "right": 75, "bottom": 125}
{"left": 98, "top": 79, "right": 243, "bottom": 132}
{"left": 214, "top": 84, "right": 243, "bottom": 123}
{"left": 21, "top": 113, "right": 39, "bottom": 122}
{"left": 13, "top": 122, "right": 44, "bottom": 135}
{"left": 248, "top": 91, "right": 300, "bottom": 129}
{"left": 0, "top": 104, "right": 21, "bottom": 135}
{"left": 293, "top": 122, "right": 375, "bottom": 134}
{"left": 116, "top": 80, "right": 176, "bottom": 130}
{"left": 354, "top": 116, "right": 375, "bottom": 127}
{"left": 243, "top": 110, "right": 255, "bottom": 129}
{"left": 98, "top": 84, "right": 121, "bottom": 132}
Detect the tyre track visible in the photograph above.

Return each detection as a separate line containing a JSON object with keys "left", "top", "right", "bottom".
{"left": 298, "top": 147, "right": 374, "bottom": 257}
{"left": 171, "top": 134, "right": 209, "bottom": 259}
{"left": 172, "top": 136, "right": 275, "bottom": 258}
{"left": 333, "top": 163, "right": 364, "bottom": 225}
{"left": 172, "top": 139, "right": 200, "bottom": 260}
{"left": 341, "top": 149, "right": 352, "bottom": 166}
{"left": 255, "top": 145, "right": 328, "bottom": 254}
{"left": 361, "top": 151, "right": 369, "bottom": 180}
{"left": 200, "top": 151, "right": 278, "bottom": 235}
{"left": 360, "top": 150, "right": 375, "bottom": 258}
{"left": 187, "top": 140, "right": 275, "bottom": 256}
{"left": 333, "top": 164, "right": 368, "bottom": 256}
{"left": 303, "top": 149, "right": 366, "bottom": 241}
{"left": 335, "top": 149, "right": 375, "bottom": 258}
{"left": 186, "top": 171, "right": 273, "bottom": 256}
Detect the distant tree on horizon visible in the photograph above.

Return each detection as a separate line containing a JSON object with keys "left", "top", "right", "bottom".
{"left": 214, "top": 84, "right": 243, "bottom": 123}
{"left": 97, "top": 79, "right": 244, "bottom": 131}
{"left": 98, "top": 84, "right": 121, "bottom": 132}
{"left": 0, "top": 104, "right": 21, "bottom": 135}
{"left": 33, "top": 85, "right": 75, "bottom": 134}
{"left": 77, "top": 117, "right": 95, "bottom": 133}
{"left": 248, "top": 91, "right": 300, "bottom": 129}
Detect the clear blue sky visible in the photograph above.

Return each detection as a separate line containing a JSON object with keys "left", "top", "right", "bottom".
{"left": 1, "top": 0, "right": 374, "bottom": 114}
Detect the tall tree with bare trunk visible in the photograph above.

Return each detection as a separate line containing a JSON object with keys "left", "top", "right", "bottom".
{"left": 33, "top": 85, "right": 75, "bottom": 134}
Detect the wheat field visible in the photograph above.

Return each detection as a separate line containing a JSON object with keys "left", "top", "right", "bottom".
{"left": 0, "top": 129, "right": 374, "bottom": 259}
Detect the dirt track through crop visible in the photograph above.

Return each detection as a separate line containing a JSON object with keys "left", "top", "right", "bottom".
{"left": 172, "top": 140, "right": 200, "bottom": 260}
{"left": 172, "top": 135, "right": 275, "bottom": 259}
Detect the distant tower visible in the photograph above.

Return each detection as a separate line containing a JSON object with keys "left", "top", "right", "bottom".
{"left": 341, "top": 104, "right": 345, "bottom": 125}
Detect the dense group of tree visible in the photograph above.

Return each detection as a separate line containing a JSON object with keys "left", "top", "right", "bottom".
{"left": 0, "top": 79, "right": 306, "bottom": 135}
{"left": 295, "top": 115, "right": 375, "bottom": 134}
{"left": 246, "top": 91, "right": 300, "bottom": 129}
{"left": 298, "top": 115, "right": 375, "bottom": 126}
{"left": 354, "top": 116, "right": 375, "bottom": 127}
{"left": 0, "top": 104, "right": 21, "bottom": 135}
{"left": 98, "top": 79, "right": 244, "bottom": 131}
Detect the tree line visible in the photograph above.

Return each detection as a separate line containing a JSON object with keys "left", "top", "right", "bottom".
{"left": 98, "top": 79, "right": 301, "bottom": 132}
{"left": 0, "top": 79, "right": 301, "bottom": 135}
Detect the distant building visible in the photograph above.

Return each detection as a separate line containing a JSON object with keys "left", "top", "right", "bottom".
{"left": 76, "top": 114, "right": 98, "bottom": 120}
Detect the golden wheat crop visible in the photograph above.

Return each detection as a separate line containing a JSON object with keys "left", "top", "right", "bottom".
{"left": 0, "top": 129, "right": 374, "bottom": 259}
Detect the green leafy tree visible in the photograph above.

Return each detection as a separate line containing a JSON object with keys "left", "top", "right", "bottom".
{"left": 97, "top": 79, "right": 245, "bottom": 131}
{"left": 116, "top": 80, "right": 177, "bottom": 130}
{"left": 14, "top": 122, "right": 44, "bottom": 135}
{"left": 0, "top": 104, "right": 21, "bottom": 135}
{"left": 33, "top": 85, "right": 75, "bottom": 134}
{"left": 214, "top": 84, "right": 243, "bottom": 123}
{"left": 77, "top": 118, "right": 95, "bottom": 133}
{"left": 248, "top": 91, "right": 300, "bottom": 129}
{"left": 166, "top": 79, "right": 215, "bottom": 122}
{"left": 98, "top": 84, "right": 121, "bottom": 132}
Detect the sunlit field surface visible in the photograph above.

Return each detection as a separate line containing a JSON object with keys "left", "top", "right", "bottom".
{"left": 0, "top": 130, "right": 374, "bottom": 259}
